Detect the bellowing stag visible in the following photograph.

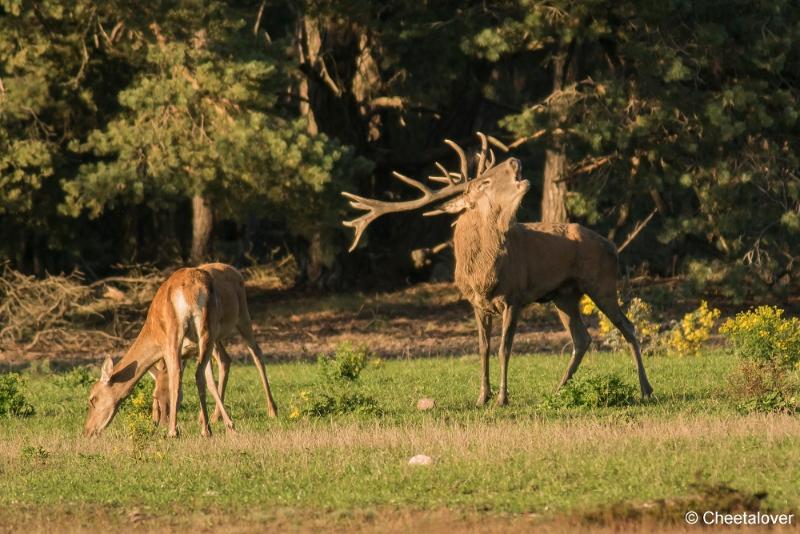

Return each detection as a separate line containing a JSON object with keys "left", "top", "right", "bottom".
{"left": 342, "top": 133, "right": 653, "bottom": 406}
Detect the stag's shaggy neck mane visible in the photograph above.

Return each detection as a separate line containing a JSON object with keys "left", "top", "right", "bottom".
{"left": 452, "top": 203, "right": 517, "bottom": 309}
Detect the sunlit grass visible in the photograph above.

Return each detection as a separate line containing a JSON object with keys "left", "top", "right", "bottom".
{"left": 1, "top": 350, "right": 797, "bottom": 529}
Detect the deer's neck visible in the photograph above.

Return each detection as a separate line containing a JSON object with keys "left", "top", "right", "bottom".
{"left": 452, "top": 207, "right": 515, "bottom": 305}
{"left": 110, "top": 323, "right": 162, "bottom": 400}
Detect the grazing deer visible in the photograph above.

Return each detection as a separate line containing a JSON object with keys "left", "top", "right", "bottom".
{"left": 342, "top": 133, "right": 653, "bottom": 405}
{"left": 83, "top": 263, "right": 278, "bottom": 437}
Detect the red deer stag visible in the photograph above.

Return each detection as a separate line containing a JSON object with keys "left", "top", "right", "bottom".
{"left": 342, "top": 134, "right": 653, "bottom": 405}
{"left": 84, "top": 263, "right": 278, "bottom": 437}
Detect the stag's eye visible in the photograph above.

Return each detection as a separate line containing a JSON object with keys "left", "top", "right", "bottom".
{"left": 89, "top": 396, "right": 96, "bottom": 408}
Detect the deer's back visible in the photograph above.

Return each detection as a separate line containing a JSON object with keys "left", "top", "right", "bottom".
{"left": 499, "top": 222, "right": 619, "bottom": 303}
{"left": 144, "top": 264, "right": 246, "bottom": 343}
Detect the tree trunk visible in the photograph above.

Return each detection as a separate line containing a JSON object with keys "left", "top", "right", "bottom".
{"left": 542, "top": 148, "right": 569, "bottom": 223}
{"left": 541, "top": 43, "right": 578, "bottom": 223}
{"left": 190, "top": 194, "right": 213, "bottom": 264}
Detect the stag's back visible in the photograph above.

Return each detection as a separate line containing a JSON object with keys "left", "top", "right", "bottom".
{"left": 501, "top": 222, "right": 619, "bottom": 300}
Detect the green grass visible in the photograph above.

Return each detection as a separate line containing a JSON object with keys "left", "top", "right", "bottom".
{"left": 1, "top": 350, "right": 798, "bottom": 529}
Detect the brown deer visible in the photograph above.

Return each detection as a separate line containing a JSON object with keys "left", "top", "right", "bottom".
{"left": 84, "top": 263, "right": 278, "bottom": 437}
{"left": 342, "top": 133, "right": 653, "bottom": 406}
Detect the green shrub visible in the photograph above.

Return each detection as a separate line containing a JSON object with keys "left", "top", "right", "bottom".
{"left": 721, "top": 306, "right": 800, "bottom": 413}
{"left": 543, "top": 373, "right": 636, "bottom": 409}
{"left": 296, "top": 390, "right": 383, "bottom": 418}
{"left": 0, "top": 373, "right": 35, "bottom": 418}
{"left": 318, "top": 342, "right": 370, "bottom": 381}
{"left": 55, "top": 366, "right": 94, "bottom": 388}
{"left": 290, "top": 342, "right": 382, "bottom": 419}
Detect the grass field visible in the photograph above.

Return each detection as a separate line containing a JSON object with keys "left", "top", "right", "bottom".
{"left": 1, "top": 349, "right": 798, "bottom": 532}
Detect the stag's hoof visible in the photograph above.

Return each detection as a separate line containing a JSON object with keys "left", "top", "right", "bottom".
{"left": 267, "top": 405, "right": 278, "bottom": 419}
{"left": 200, "top": 426, "right": 212, "bottom": 438}
{"left": 495, "top": 395, "right": 509, "bottom": 407}
{"left": 475, "top": 392, "right": 491, "bottom": 407}
{"left": 167, "top": 429, "right": 180, "bottom": 438}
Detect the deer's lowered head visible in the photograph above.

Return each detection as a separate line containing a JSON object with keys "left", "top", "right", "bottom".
{"left": 83, "top": 355, "right": 139, "bottom": 437}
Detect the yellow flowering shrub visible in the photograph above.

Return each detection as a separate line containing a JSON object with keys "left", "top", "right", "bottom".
{"left": 668, "top": 301, "right": 721, "bottom": 356}
{"left": 720, "top": 306, "right": 800, "bottom": 369}
{"left": 120, "top": 382, "right": 157, "bottom": 445}
{"left": 720, "top": 306, "right": 800, "bottom": 413}
{"left": 580, "top": 296, "right": 661, "bottom": 353}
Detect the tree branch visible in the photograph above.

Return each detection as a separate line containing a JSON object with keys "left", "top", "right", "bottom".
{"left": 617, "top": 208, "right": 658, "bottom": 253}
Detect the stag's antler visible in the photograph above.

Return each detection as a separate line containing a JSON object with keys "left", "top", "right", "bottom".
{"left": 342, "top": 132, "right": 496, "bottom": 252}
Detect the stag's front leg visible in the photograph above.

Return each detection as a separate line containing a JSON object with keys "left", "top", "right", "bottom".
{"left": 497, "top": 304, "right": 519, "bottom": 406}
{"left": 474, "top": 307, "right": 492, "bottom": 406}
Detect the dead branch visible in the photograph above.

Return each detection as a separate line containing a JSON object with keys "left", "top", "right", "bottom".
{"left": 617, "top": 208, "right": 658, "bottom": 253}
{"left": 507, "top": 130, "right": 546, "bottom": 150}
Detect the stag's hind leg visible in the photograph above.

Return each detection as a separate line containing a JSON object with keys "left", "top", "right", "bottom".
{"left": 209, "top": 343, "right": 232, "bottom": 423}
{"left": 588, "top": 292, "right": 654, "bottom": 398}
{"left": 553, "top": 292, "right": 592, "bottom": 391}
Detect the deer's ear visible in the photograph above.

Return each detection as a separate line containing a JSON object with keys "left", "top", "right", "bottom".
{"left": 439, "top": 195, "right": 472, "bottom": 214}
{"left": 100, "top": 356, "right": 114, "bottom": 384}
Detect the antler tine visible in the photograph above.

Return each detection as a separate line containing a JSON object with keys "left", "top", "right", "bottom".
{"left": 476, "top": 132, "right": 489, "bottom": 176}
{"left": 341, "top": 168, "right": 469, "bottom": 251}
{"left": 487, "top": 148, "right": 495, "bottom": 170}
{"left": 443, "top": 139, "right": 469, "bottom": 182}
{"left": 430, "top": 162, "right": 458, "bottom": 185}
{"left": 392, "top": 171, "right": 432, "bottom": 195}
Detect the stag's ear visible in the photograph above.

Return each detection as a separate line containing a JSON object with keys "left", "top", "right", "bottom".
{"left": 100, "top": 356, "right": 114, "bottom": 384}
{"left": 424, "top": 195, "right": 473, "bottom": 216}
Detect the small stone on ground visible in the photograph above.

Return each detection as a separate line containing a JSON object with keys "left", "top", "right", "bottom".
{"left": 408, "top": 454, "right": 433, "bottom": 466}
{"left": 416, "top": 398, "right": 435, "bottom": 410}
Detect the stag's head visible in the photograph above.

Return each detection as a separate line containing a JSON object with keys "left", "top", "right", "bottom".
{"left": 433, "top": 157, "right": 527, "bottom": 224}
{"left": 342, "top": 132, "right": 527, "bottom": 251}
{"left": 83, "top": 356, "right": 122, "bottom": 437}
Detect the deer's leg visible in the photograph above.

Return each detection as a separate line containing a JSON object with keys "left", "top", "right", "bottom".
{"left": 238, "top": 320, "right": 278, "bottom": 418}
{"left": 210, "top": 343, "right": 232, "bottom": 423}
{"left": 150, "top": 359, "right": 170, "bottom": 426}
{"left": 474, "top": 307, "right": 493, "bottom": 406}
{"left": 197, "top": 338, "right": 236, "bottom": 435}
{"left": 554, "top": 294, "right": 592, "bottom": 390}
{"left": 590, "top": 293, "right": 654, "bottom": 398}
{"left": 166, "top": 335, "right": 184, "bottom": 438}
{"left": 496, "top": 304, "right": 519, "bottom": 407}
{"left": 195, "top": 331, "right": 213, "bottom": 437}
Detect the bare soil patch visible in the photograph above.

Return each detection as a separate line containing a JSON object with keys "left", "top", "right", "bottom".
{"left": 0, "top": 281, "right": 570, "bottom": 368}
